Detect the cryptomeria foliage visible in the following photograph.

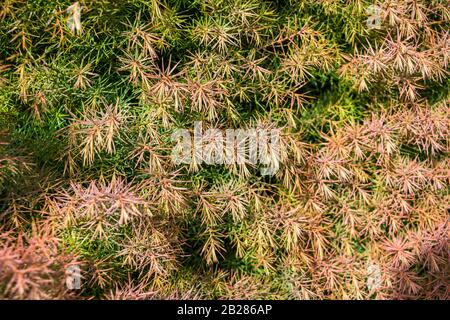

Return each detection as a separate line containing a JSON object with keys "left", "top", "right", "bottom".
{"left": 0, "top": 0, "right": 448, "bottom": 299}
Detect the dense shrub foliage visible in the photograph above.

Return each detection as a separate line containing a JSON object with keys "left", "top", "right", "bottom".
{"left": 0, "top": 0, "right": 448, "bottom": 299}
